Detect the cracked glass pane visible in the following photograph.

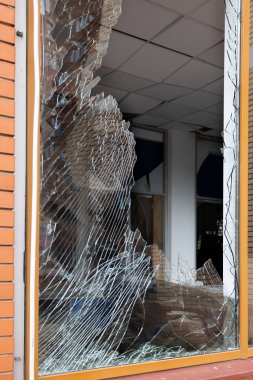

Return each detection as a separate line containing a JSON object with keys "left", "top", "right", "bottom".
{"left": 39, "top": 0, "right": 241, "bottom": 375}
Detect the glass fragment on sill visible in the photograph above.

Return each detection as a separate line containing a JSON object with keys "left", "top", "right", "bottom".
{"left": 39, "top": 0, "right": 240, "bottom": 375}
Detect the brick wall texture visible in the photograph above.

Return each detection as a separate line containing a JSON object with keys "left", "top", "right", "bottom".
{"left": 0, "top": 0, "right": 15, "bottom": 379}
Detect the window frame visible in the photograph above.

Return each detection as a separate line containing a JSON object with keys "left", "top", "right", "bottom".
{"left": 25, "top": 0, "right": 250, "bottom": 378}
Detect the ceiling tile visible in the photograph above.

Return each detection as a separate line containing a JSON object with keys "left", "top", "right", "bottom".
{"left": 201, "top": 78, "right": 224, "bottom": 94}
{"left": 149, "top": 102, "right": 195, "bottom": 120}
{"left": 132, "top": 126, "right": 164, "bottom": 141}
{"left": 209, "top": 122, "right": 223, "bottom": 130}
{"left": 100, "top": 71, "right": 155, "bottom": 92}
{"left": 172, "top": 90, "right": 223, "bottom": 110}
{"left": 119, "top": 93, "right": 161, "bottom": 114}
{"left": 189, "top": 0, "right": 225, "bottom": 30}
{"left": 180, "top": 110, "right": 222, "bottom": 126}
{"left": 206, "top": 103, "right": 223, "bottom": 115}
{"left": 102, "top": 31, "right": 144, "bottom": 69}
{"left": 91, "top": 85, "right": 127, "bottom": 102}
{"left": 204, "top": 129, "right": 223, "bottom": 137}
{"left": 150, "top": 0, "right": 207, "bottom": 15}
{"left": 162, "top": 121, "right": 223, "bottom": 137}
{"left": 137, "top": 83, "right": 192, "bottom": 100}
{"left": 199, "top": 42, "right": 224, "bottom": 67}
{"left": 160, "top": 121, "right": 197, "bottom": 132}
{"left": 132, "top": 114, "right": 168, "bottom": 126}
{"left": 153, "top": 18, "right": 223, "bottom": 56}
{"left": 120, "top": 43, "right": 190, "bottom": 82}
{"left": 165, "top": 59, "right": 223, "bottom": 89}
{"left": 116, "top": 0, "right": 179, "bottom": 40}
{"left": 95, "top": 66, "right": 113, "bottom": 78}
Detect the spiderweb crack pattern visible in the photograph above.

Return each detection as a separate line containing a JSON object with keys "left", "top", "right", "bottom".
{"left": 39, "top": 0, "right": 240, "bottom": 375}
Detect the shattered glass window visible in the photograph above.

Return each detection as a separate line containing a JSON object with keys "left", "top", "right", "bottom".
{"left": 39, "top": 0, "right": 241, "bottom": 375}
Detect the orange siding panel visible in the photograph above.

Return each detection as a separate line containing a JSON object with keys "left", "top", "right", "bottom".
{"left": 0, "top": 229, "right": 14, "bottom": 245}
{"left": 0, "top": 284, "right": 13, "bottom": 300}
{"left": 0, "top": 175, "right": 14, "bottom": 191}
{"left": 0, "top": 248, "right": 13, "bottom": 264}
{"left": 0, "top": 43, "right": 15, "bottom": 63}
{"left": 0, "top": 266, "right": 13, "bottom": 282}
{"left": 0, "top": 117, "right": 14, "bottom": 136}
{"left": 0, "top": 155, "right": 14, "bottom": 172}
{"left": 0, "top": 338, "right": 14, "bottom": 354}
{"left": 0, "top": 374, "right": 13, "bottom": 380}
{"left": 0, "top": 193, "right": 13, "bottom": 209}
{"left": 0, "top": 212, "right": 13, "bottom": 228}
{"left": 0, "top": 320, "right": 13, "bottom": 336}
{"left": 0, "top": 302, "right": 13, "bottom": 318}
{"left": 0, "top": 5, "right": 14, "bottom": 25}
{"left": 0, "top": 62, "right": 14, "bottom": 81}
{"left": 0, "top": 211, "right": 14, "bottom": 227}
{"left": 0, "top": 24, "right": 14, "bottom": 45}
{"left": 0, "top": 79, "right": 14, "bottom": 99}
{"left": 0, "top": 0, "right": 15, "bottom": 5}
{"left": 0, "top": 356, "right": 13, "bottom": 373}
{"left": 0, "top": 137, "right": 14, "bottom": 154}
{"left": 0, "top": 99, "right": 14, "bottom": 117}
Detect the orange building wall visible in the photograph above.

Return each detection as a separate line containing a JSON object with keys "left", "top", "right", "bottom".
{"left": 249, "top": 0, "right": 253, "bottom": 342}
{"left": 0, "top": 0, "right": 15, "bottom": 379}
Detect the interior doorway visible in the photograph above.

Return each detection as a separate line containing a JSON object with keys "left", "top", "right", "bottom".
{"left": 93, "top": 0, "right": 225, "bottom": 280}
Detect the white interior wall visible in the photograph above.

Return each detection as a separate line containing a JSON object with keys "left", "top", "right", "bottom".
{"left": 132, "top": 127, "right": 224, "bottom": 283}
{"left": 167, "top": 129, "right": 196, "bottom": 281}
{"left": 132, "top": 127, "right": 197, "bottom": 280}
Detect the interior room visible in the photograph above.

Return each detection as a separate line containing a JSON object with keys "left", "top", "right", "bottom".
{"left": 93, "top": 0, "right": 224, "bottom": 280}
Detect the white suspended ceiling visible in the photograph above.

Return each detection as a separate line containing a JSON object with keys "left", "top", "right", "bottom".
{"left": 93, "top": 0, "right": 224, "bottom": 137}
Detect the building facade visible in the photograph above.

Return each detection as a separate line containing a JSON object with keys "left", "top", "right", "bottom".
{"left": 1, "top": 0, "right": 253, "bottom": 379}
